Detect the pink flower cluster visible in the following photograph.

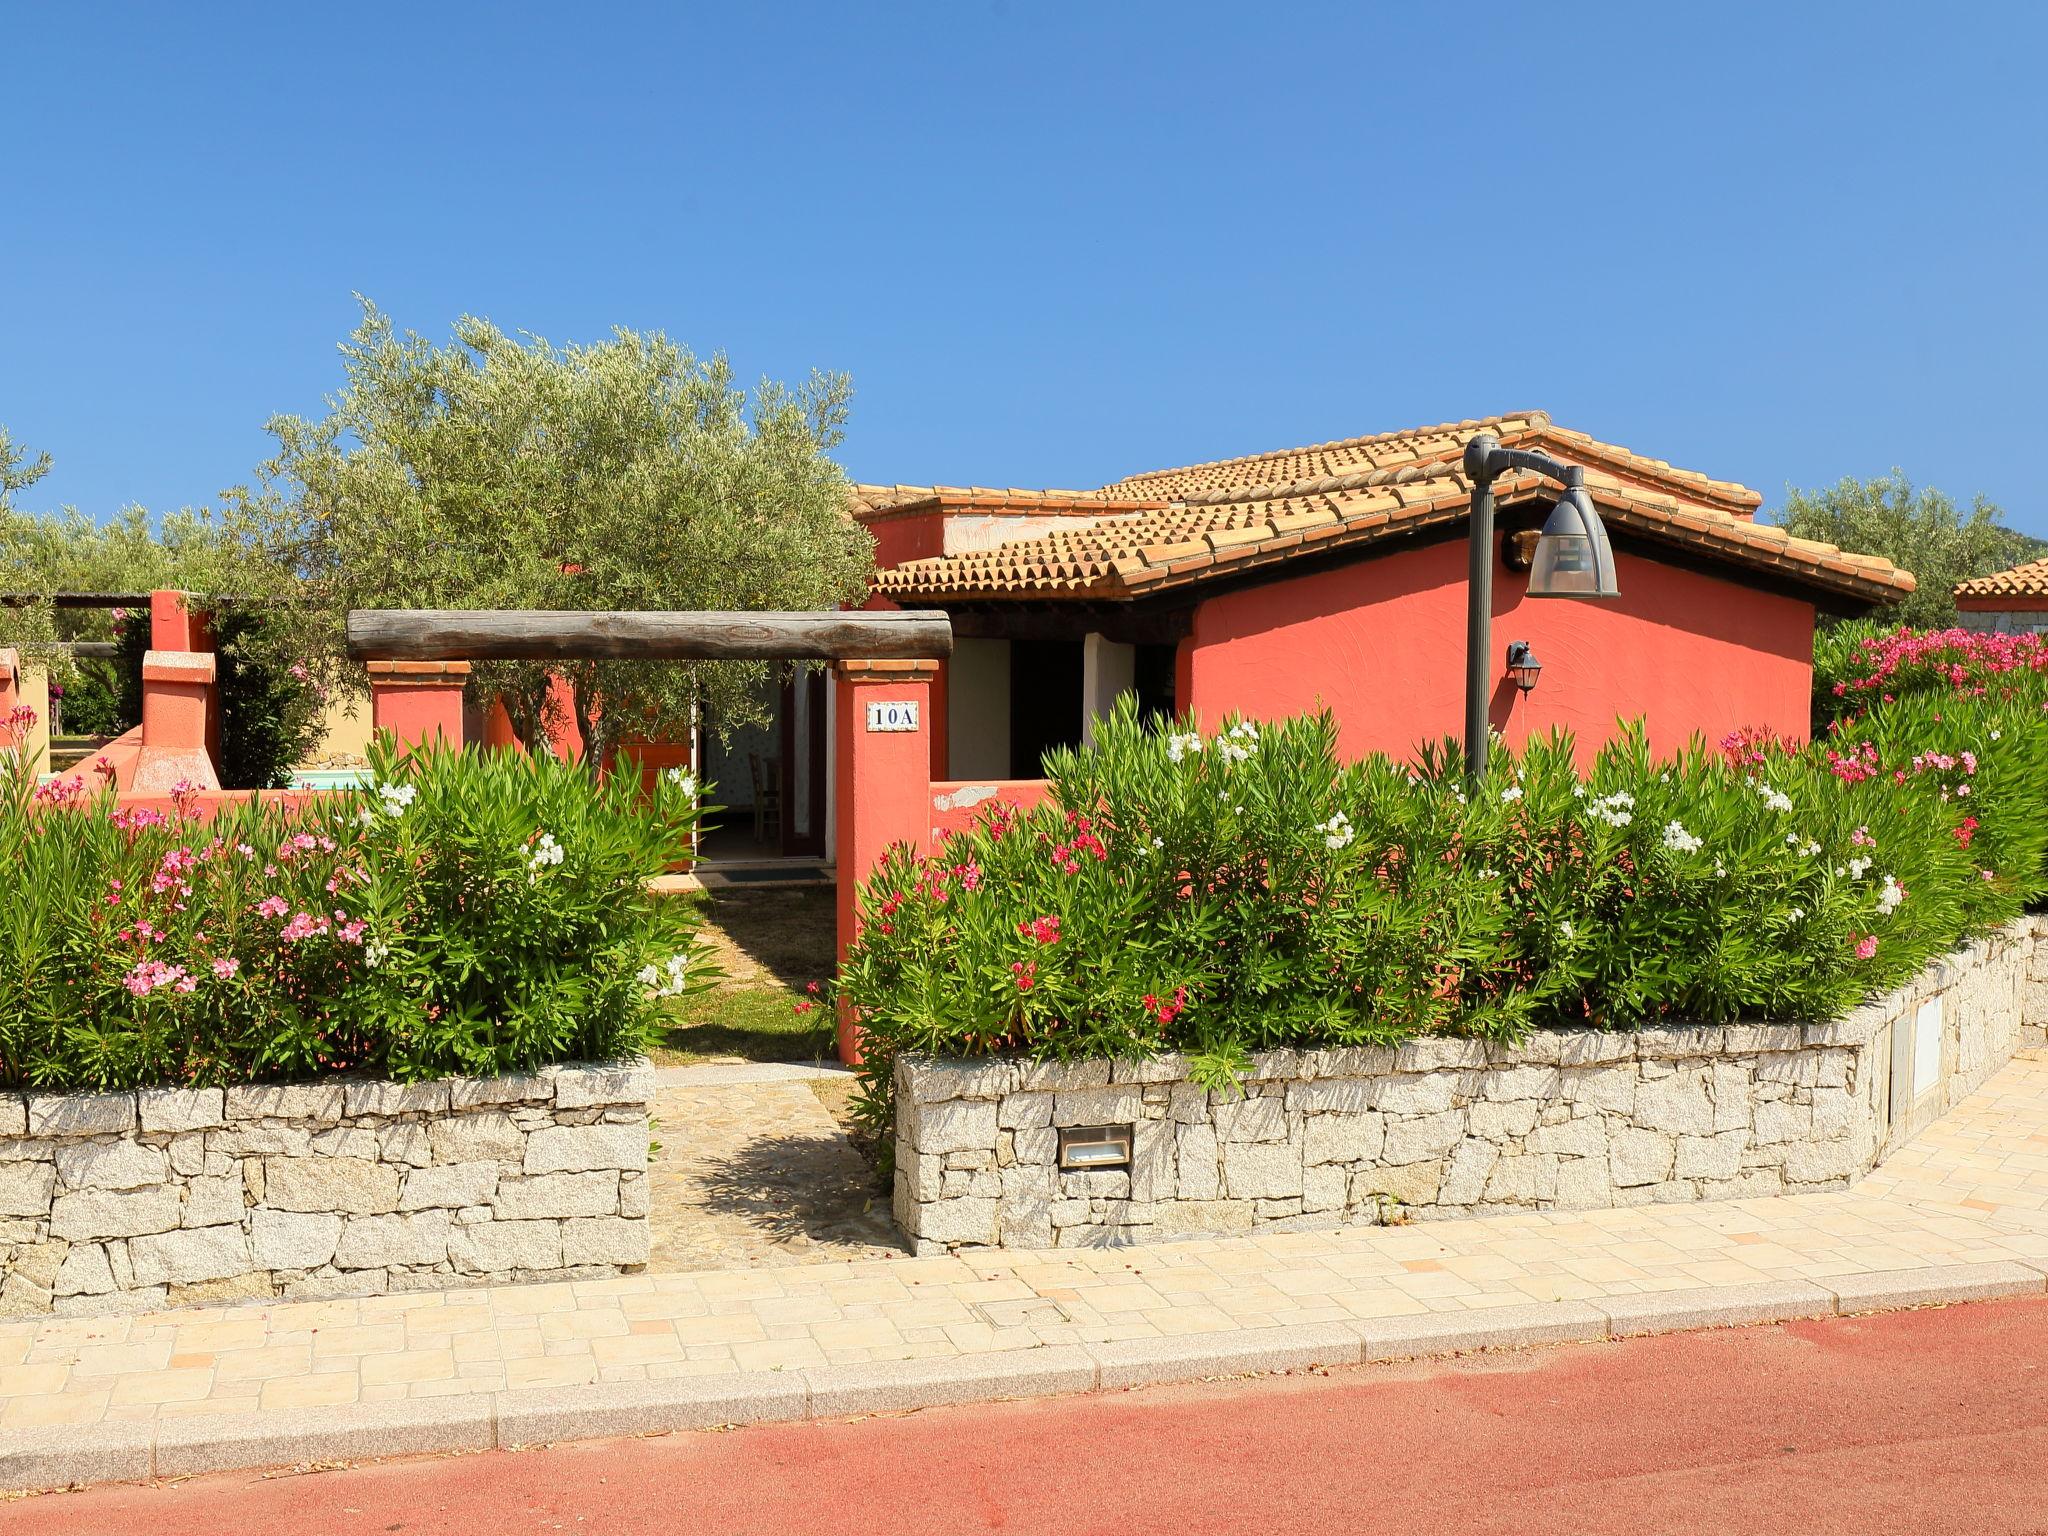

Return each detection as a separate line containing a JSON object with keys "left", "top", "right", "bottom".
{"left": 1832, "top": 627, "right": 2048, "bottom": 700}
{"left": 1017, "top": 914, "right": 1062, "bottom": 944}
{"left": 123, "top": 958, "right": 196, "bottom": 996}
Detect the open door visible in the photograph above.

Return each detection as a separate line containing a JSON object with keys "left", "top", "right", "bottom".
{"left": 779, "top": 667, "right": 827, "bottom": 857}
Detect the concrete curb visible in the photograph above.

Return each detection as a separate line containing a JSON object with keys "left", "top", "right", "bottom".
{"left": 8, "top": 1261, "right": 2048, "bottom": 1495}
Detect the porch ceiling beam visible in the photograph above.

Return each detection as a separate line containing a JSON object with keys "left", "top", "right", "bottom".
{"left": 946, "top": 604, "right": 1192, "bottom": 645}
{"left": 346, "top": 609, "right": 954, "bottom": 662}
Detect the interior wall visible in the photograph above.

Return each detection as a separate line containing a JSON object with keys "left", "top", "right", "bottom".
{"left": 946, "top": 638, "right": 1011, "bottom": 779}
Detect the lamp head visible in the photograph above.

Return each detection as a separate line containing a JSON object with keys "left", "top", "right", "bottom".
{"left": 1527, "top": 486, "right": 1620, "bottom": 599}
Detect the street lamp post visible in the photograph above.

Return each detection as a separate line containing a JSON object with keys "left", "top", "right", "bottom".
{"left": 1460, "top": 433, "right": 1621, "bottom": 783}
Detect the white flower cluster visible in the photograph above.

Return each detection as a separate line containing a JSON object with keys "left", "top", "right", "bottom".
{"left": 1661, "top": 820, "right": 1702, "bottom": 854}
{"left": 1876, "top": 874, "right": 1905, "bottom": 916}
{"left": 636, "top": 955, "right": 694, "bottom": 998}
{"left": 1558, "top": 920, "right": 1575, "bottom": 941}
{"left": 663, "top": 766, "right": 697, "bottom": 796}
{"left": 363, "top": 938, "right": 390, "bottom": 970}
{"left": 378, "top": 782, "right": 418, "bottom": 819}
{"left": 1784, "top": 833, "right": 1821, "bottom": 858}
{"left": 1166, "top": 731, "right": 1204, "bottom": 764}
{"left": 1752, "top": 780, "right": 1794, "bottom": 814}
{"left": 1320, "top": 811, "right": 1354, "bottom": 850}
{"left": 1500, "top": 785, "right": 1523, "bottom": 804}
{"left": 526, "top": 832, "right": 565, "bottom": 878}
{"left": 1214, "top": 720, "right": 1259, "bottom": 765}
{"left": 1843, "top": 856, "right": 1873, "bottom": 881}
{"left": 1585, "top": 790, "right": 1634, "bottom": 828}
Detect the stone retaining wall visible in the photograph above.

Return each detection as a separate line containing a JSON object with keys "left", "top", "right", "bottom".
{"left": 0, "top": 1060, "right": 652, "bottom": 1317}
{"left": 895, "top": 920, "right": 2048, "bottom": 1255}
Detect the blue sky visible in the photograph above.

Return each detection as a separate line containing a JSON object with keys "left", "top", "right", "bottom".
{"left": 6, "top": 1, "right": 2045, "bottom": 534}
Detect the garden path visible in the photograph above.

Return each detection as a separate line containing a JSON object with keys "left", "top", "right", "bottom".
{"left": 646, "top": 1066, "right": 903, "bottom": 1273}
{"left": 5, "top": 1053, "right": 2048, "bottom": 1448}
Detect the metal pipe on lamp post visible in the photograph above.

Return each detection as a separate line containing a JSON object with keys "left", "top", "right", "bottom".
{"left": 1459, "top": 433, "right": 1622, "bottom": 784}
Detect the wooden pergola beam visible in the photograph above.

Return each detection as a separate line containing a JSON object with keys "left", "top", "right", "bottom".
{"left": 0, "top": 592, "right": 154, "bottom": 609}
{"left": 345, "top": 609, "right": 954, "bottom": 662}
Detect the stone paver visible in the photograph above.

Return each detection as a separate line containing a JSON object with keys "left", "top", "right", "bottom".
{"left": 647, "top": 1080, "right": 904, "bottom": 1273}
{"left": 3, "top": 1053, "right": 2047, "bottom": 1457}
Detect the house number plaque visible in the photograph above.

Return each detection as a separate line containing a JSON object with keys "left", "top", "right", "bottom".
{"left": 865, "top": 700, "right": 920, "bottom": 732}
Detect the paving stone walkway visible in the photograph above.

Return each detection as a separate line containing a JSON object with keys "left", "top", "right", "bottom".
{"left": 4, "top": 1053, "right": 2047, "bottom": 1444}
{"left": 646, "top": 1074, "right": 903, "bottom": 1273}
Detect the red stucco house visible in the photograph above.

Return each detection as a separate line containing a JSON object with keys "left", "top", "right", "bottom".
{"left": 854, "top": 412, "right": 1914, "bottom": 778}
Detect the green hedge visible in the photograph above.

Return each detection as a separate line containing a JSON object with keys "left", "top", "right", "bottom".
{"left": 0, "top": 731, "right": 712, "bottom": 1091}
{"left": 839, "top": 672, "right": 2048, "bottom": 1139}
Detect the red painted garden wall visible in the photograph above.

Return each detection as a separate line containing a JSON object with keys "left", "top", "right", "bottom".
{"left": 1178, "top": 540, "right": 1816, "bottom": 768}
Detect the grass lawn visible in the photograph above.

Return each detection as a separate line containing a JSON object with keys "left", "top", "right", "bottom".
{"left": 649, "top": 885, "right": 839, "bottom": 1066}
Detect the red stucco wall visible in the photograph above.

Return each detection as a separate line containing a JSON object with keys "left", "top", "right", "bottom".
{"left": 1180, "top": 540, "right": 1815, "bottom": 768}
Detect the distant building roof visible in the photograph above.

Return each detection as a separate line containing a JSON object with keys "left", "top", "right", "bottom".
{"left": 1956, "top": 556, "right": 2048, "bottom": 602}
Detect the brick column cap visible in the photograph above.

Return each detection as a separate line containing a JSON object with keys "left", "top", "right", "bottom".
{"left": 834, "top": 658, "right": 939, "bottom": 681}
{"left": 366, "top": 660, "right": 474, "bottom": 682}
{"left": 141, "top": 650, "right": 218, "bottom": 684}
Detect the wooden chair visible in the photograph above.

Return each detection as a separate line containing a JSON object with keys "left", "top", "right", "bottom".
{"left": 747, "top": 753, "right": 782, "bottom": 845}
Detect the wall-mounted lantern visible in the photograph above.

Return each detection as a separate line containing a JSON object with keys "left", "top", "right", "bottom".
{"left": 1057, "top": 1125, "right": 1132, "bottom": 1172}
{"left": 1505, "top": 641, "right": 1542, "bottom": 693}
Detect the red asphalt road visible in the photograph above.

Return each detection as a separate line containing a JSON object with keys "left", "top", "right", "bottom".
{"left": 12, "top": 1295, "right": 2048, "bottom": 1536}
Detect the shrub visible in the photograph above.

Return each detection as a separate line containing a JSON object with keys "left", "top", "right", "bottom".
{"left": 0, "top": 723, "right": 711, "bottom": 1092}
{"left": 839, "top": 692, "right": 2048, "bottom": 1141}
{"left": 1815, "top": 620, "right": 2048, "bottom": 726}
{"left": 213, "top": 607, "right": 324, "bottom": 789}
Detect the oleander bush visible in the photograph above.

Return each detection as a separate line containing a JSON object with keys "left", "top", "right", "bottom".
{"left": 1814, "top": 620, "right": 2048, "bottom": 725}
{"left": 0, "top": 723, "right": 711, "bottom": 1092}
{"left": 840, "top": 685, "right": 2048, "bottom": 1140}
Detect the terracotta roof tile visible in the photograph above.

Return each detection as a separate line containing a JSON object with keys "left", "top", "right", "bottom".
{"left": 1956, "top": 557, "right": 2048, "bottom": 600}
{"left": 871, "top": 453, "right": 1914, "bottom": 608}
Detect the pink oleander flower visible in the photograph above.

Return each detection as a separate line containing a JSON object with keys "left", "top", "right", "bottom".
{"left": 1016, "top": 914, "right": 1062, "bottom": 944}
{"left": 254, "top": 895, "right": 290, "bottom": 919}
{"left": 211, "top": 957, "right": 241, "bottom": 980}
{"left": 33, "top": 775, "right": 88, "bottom": 807}
{"left": 279, "top": 911, "right": 330, "bottom": 943}
{"left": 1853, "top": 934, "right": 1879, "bottom": 961}
{"left": 123, "top": 959, "right": 192, "bottom": 997}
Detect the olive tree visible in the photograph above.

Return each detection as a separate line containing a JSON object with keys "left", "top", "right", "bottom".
{"left": 246, "top": 302, "right": 875, "bottom": 765}
{"left": 1775, "top": 471, "right": 2043, "bottom": 628}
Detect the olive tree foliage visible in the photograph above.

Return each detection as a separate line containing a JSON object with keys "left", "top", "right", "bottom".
{"left": 242, "top": 302, "right": 875, "bottom": 766}
{"left": 0, "top": 425, "right": 272, "bottom": 660}
{"left": 1773, "top": 471, "right": 2045, "bottom": 628}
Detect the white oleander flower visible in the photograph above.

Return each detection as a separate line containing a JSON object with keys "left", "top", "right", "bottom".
{"left": 1876, "top": 874, "right": 1905, "bottom": 916}
{"left": 526, "top": 832, "right": 565, "bottom": 878}
{"left": 639, "top": 953, "right": 695, "bottom": 998}
{"left": 1587, "top": 791, "right": 1634, "bottom": 828}
{"left": 1500, "top": 785, "right": 1523, "bottom": 804}
{"left": 664, "top": 767, "right": 697, "bottom": 796}
{"left": 1558, "top": 920, "right": 1575, "bottom": 941}
{"left": 1661, "top": 820, "right": 1702, "bottom": 854}
{"left": 377, "top": 781, "right": 418, "bottom": 818}
{"left": 364, "top": 938, "right": 390, "bottom": 969}
{"left": 1166, "top": 732, "right": 1204, "bottom": 764}
{"left": 1847, "top": 856, "right": 1873, "bottom": 881}
{"left": 1321, "top": 811, "right": 1354, "bottom": 851}
{"left": 1753, "top": 781, "right": 1794, "bottom": 813}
